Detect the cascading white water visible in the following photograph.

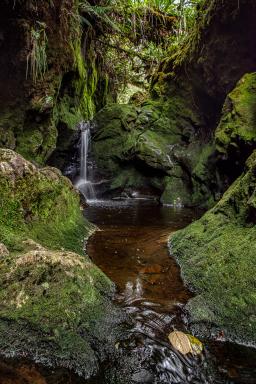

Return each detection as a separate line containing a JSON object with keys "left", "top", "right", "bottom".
{"left": 75, "top": 122, "right": 96, "bottom": 202}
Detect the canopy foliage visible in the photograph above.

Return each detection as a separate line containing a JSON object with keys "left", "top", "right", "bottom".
{"left": 79, "top": 0, "right": 203, "bottom": 98}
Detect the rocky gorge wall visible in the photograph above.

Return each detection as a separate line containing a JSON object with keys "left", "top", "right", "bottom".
{"left": 0, "top": 0, "right": 108, "bottom": 167}
{"left": 92, "top": 0, "right": 256, "bottom": 208}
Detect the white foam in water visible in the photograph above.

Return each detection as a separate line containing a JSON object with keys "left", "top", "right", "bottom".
{"left": 75, "top": 122, "right": 97, "bottom": 202}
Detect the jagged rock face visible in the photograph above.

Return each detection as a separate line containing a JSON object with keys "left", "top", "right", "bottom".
{"left": 150, "top": 0, "right": 256, "bottom": 198}
{"left": 154, "top": 0, "right": 256, "bottom": 129}
{"left": 170, "top": 150, "right": 256, "bottom": 344}
{"left": 192, "top": 0, "right": 256, "bottom": 105}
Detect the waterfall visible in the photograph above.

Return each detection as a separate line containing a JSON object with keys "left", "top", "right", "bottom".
{"left": 75, "top": 122, "right": 96, "bottom": 202}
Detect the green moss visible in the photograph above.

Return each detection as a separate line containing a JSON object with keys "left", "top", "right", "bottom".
{"left": 110, "top": 168, "right": 150, "bottom": 190}
{"left": 191, "top": 143, "right": 216, "bottom": 207}
{"left": 0, "top": 150, "right": 91, "bottom": 254}
{"left": 0, "top": 108, "right": 23, "bottom": 149}
{"left": 170, "top": 150, "right": 256, "bottom": 343}
{"left": 0, "top": 243, "right": 121, "bottom": 377}
{"left": 16, "top": 120, "right": 58, "bottom": 165}
{"left": 92, "top": 98, "right": 211, "bottom": 205}
{"left": 0, "top": 253, "right": 110, "bottom": 327}
{"left": 215, "top": 73, "right": 256, "bottom": 154}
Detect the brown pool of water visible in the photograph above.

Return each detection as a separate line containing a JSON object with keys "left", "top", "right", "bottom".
{"left": 87, "top": 225, "right": 191, "bottom": 310}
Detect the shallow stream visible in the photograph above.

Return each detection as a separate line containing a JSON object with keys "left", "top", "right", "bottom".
{"left": 0, "top": 200, "right": 255, "bottom": 383}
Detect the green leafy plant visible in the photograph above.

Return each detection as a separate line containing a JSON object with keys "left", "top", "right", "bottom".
{"left": 79, "top": 1, "right": 120, "bottom": 31}
{"left": 26, "top": 21, "right": 48, "bottom": 83}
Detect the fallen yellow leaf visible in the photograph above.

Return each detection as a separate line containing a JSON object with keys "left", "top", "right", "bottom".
{"left": 168, "top": 331, "right": 203, "bottom": 356}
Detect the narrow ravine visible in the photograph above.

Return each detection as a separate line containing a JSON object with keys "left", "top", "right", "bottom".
{"left": 1, "top": 1, "right": 256, "bottom": 383}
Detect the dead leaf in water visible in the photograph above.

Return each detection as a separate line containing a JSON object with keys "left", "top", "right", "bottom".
{"left": 168, "top": 331, "right": 192, "bottom": 354}
{"left": 168, "top": 331, "right": 203, "bottom": 355}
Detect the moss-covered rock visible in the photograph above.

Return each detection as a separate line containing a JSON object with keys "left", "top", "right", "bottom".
{"left": 0, "top": 149, "right": 91, "bottom": 253}
{"left": 92, "top": 101, "right": 217, "bottom": 206}
{"left": 0, "top": 241, "right": 122, "bottom": 378}
{"left": 215, "top": 73, "right": 256, "bottom": 157}
{"left": 170, "top": 150, "right": 256, "bottom": 344}
{"left": 0, "top": 149, "right": 124, "bottom": 377}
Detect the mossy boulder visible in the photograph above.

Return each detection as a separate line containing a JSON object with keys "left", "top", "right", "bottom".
{"left": 0, "top": 149, "right": 91, "bottom": 253}
{"left": 215, "top": 73, "right": 256, "bottom": 158}
{"left": 0, "top": 241, "right": 122, "bottom": 378}
{"left": 170, "top": 150, "right": 256, "bottom": 344}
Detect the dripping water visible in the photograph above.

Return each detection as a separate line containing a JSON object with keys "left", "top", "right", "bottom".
{"left": 75, "top": 122, "right": 97, "bottom": 202}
